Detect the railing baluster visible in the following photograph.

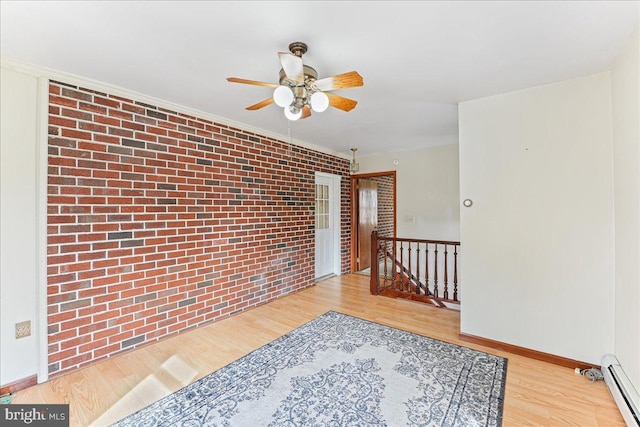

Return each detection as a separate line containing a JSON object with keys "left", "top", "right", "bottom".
{"left": 415, "top": 245, "right": 421, "bottom": 295}
{"left": 453, "top": 245, "right": 458, "bottom": 302}
{"left": 398, "top": 241, "right": 404, "bottom": 291}
{"left": 382, "top": 239, "right": 388, "bottom": 287}
{"left": 389, "top": 238, "right": 398, "bottom": 288}
{"left": 444, "top": 244, "right": 449, "bottom": 300}
{"left": 433, "top": 244, "right": 439, "bottom": 298}
{"left": 370, "top": 231, "right": 379, "bottom": 295}
{"left": 425, "top": 244, "right": 429, "bottom": 296}
{"left": 407, "top": 242, "right": 412, "bottom": 293}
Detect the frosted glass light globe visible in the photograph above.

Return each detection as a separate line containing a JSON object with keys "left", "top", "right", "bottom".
{"left": 284, "top": 106, "right": 302, "bottom": 121}
{"left": 273, "top": 86, "right": 294, "bottom": 107}
{"left": 310, "top": 91, "right": 329, "bottom": 113}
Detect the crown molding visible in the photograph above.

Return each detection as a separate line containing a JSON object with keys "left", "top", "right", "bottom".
{"left": 1, "top": 56, "right": 351, "bottom": 161}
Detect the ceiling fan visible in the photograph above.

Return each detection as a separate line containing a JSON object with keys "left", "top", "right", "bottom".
{"left": 227, "top": 42, "right": 364, "bottom": 121}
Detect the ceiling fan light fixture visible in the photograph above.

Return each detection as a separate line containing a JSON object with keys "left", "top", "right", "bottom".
{"left": 310, "top": 91, "right": 329, "bottom": 113}
{"left": 284, "top": 106, "right": 302, "bottom": 121}
{"left": 228, "top": 42, "right": 363, "bottom": 119}
{"left": 273, "top": 85, "right": 294, "bottom": 108}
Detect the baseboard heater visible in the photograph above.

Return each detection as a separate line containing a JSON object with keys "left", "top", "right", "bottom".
{"left": 602, "top": 355, "right": 640, "bottom": 426}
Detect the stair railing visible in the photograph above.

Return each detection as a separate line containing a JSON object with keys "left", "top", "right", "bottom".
{"left": 370, "top": 231, "right": 460, "bottom": 306}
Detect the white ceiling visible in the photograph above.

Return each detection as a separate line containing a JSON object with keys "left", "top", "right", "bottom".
{"left": 1, "top": 1, "right": 638, "bottom": 156}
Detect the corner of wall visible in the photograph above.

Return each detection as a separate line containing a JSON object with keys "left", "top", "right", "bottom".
{"left": 611, "top": 24, "right": 640, "bottom": 393}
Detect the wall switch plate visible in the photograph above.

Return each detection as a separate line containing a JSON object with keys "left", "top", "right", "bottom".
{"left": 15, "top": 320, "right": 31, "bottom": 339}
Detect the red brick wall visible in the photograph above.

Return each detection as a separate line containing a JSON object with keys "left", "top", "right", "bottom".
{"left": 369, "top": 175, "right": 394, "bottom": 238}
{"left": 47, "top": 81, "right": 351, "bottom": 376}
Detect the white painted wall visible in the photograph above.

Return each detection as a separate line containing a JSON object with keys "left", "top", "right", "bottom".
{"left": 358, "top": 144, "right": 460, "bottom": 241}
{"left": 611, "top": 27, "right": 640, "bottom": 390}
{"left": 0, "top": 67, "right": 42, "bottom": 385}
{"left": 458, "top": 72, "right": 615, "bottom": 364}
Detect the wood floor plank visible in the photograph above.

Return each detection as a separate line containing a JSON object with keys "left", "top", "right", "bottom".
{"left": 12, "top": 274, "right": 624, "bottom": 426}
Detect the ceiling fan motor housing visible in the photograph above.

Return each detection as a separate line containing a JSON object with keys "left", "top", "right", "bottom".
{"left": 279, "top": 65, "right": 319, "bottom": 110}
{"left": 278, "top": 65, "right": 318, "bottom": 85}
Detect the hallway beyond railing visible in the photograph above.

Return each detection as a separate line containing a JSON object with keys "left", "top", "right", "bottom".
{"left": 369, "top": 231, "right": 460, "bottom": 308}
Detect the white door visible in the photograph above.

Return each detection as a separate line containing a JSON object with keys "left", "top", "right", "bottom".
{"left": 315, "top": 175, "right": 335, "bottom": 279}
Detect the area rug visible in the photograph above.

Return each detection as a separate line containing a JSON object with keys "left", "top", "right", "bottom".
{"left": 113, "top": 311, "right": 507, "bottom": 426}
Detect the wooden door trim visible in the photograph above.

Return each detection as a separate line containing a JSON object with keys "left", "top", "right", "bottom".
{"left": 350, "top": 171, "right": 397, "bottom": 273}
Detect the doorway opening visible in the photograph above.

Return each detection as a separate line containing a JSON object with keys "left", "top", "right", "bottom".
{"left": 350, "top": 171, "right": 396, "bottom": 274}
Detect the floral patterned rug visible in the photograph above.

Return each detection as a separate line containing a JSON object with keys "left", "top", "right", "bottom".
{"left": 113, "top": 311, "right": 507, "bottom": 426}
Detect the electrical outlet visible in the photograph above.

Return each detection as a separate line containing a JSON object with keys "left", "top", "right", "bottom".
{"left": 15, "top": 321, "right": 31, "bottom": 339}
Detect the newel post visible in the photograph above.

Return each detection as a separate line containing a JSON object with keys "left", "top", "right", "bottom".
{"left": 370, "top": 231, "right": 379, "bottom": 295}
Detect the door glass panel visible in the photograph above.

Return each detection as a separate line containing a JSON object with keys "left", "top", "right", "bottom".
{"left": 315, "top": 184, "right": 329, "bottom": 230}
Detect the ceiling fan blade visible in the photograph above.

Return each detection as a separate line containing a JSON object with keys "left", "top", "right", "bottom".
{"left": 301, "top": 105, "right": 311, "bottom": 119}
{"left": 314, "top": 71, "right": 364, "bottom": 91}
{"left": 227, "top": 77, "right": 278, "bottom": 88}
{"left": 278, "top": 52, "right": 304, "bottom": 83}
{"left": 246, "top": 98, "right": 274, "bottom": 111}
{"left": 326, "top": 93, "right": 358, "bottom": 112}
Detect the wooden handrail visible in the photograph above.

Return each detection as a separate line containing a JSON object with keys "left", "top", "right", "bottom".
{"left": 381, "top": 237, "right": 460, "bottom": 245}
{"left": 370, "top": 231, "right": 461, "bottom": 306}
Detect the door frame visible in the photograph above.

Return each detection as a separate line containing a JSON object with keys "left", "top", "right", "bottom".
{"left": 315, "top": 172, "right": 342, "bottom": 277}
{"left": 350, "top": 171, "right": 397, "bottom": 273}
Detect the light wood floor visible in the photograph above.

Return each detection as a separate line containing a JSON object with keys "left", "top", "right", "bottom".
{"left": 13, "top": 274, "right": 623, "bottom": 426}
